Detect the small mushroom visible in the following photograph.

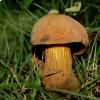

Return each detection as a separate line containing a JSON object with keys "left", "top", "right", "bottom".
{"left": 30, "top": 13, "right": 89, "bottom": 91}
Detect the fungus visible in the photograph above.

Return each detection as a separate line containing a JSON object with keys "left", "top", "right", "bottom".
{"left": 30, "top": 13, "right": 89, "bottom": 91}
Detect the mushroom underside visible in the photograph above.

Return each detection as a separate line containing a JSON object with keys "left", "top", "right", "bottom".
{"left": 32, "top": 42, "right": 86, "bottom": 57}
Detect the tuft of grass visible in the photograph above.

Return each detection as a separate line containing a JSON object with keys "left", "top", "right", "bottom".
{"left": 73, "top": 32, "right": 100, "bottom": 99}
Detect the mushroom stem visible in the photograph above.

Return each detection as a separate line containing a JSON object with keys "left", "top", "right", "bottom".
{"left": 41, "top": 46, "right": 80, "bottom": 91}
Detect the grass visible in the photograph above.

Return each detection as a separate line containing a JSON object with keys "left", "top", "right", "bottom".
{"left": 0, "top": 0, "right": 100, "bottom": 99}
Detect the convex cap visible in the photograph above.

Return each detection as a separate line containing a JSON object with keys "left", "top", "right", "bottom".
{"left": 31, "top": 13, "right": 89, "bottom": 55}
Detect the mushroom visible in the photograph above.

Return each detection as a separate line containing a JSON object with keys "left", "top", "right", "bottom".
{"left": 30, "top": 13, "right": 89, "bottom": 91}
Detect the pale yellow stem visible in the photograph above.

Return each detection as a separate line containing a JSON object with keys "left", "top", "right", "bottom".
{"left": 41, "top": 46, "right": 80, "bottom": 91}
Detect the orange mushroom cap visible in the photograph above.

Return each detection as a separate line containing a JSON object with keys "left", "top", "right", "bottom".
{"left": 30, "top": 13, "right": 89, "bottom": 55}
